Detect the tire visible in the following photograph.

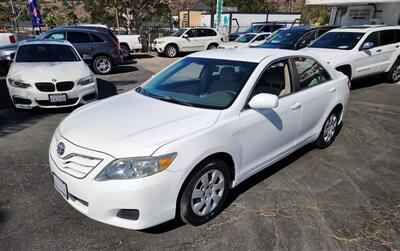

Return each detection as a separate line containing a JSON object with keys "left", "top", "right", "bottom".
{"left": 207, "top": 43, "right": 218, "bottom": 50}
{"left": 386, "top": 59, "right": 400, "bottom": 83}
{"left": 315, "top": 110, "right": 340, "bottom": 149}
{"left": 179, "top": 159, "right": 230, "bottom": 226}
{"left": 120, "top": 45, "right": 130, "bottom": 59}
{"left": 165, "top": 44, "right": 178, "bottom": 58}
{"left": 92, "top": 56, "right": 112, "bottom": 75}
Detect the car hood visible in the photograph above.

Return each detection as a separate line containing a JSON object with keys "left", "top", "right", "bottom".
{"left": 219, "top": 42, "right": 248, "bottom": 49}
{"left": 59, "top": 91, "right": 221, "bottom": 158}
{"left": 0, "top": 42, "right": 19, "bottom": 51}
{"left": 301, "top": 48, "right": 350, "bottom": 67}
{"left": 8, "top": 61, "right": 92, "bottom": 82}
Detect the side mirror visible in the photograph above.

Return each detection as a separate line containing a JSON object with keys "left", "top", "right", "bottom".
{"left": 248, "top": 93, "right": 279, "bottom": 109}
{"left": 82, "top": 54, "right": 92, "bottom": 63}
{"left": 362, "top": 42, "right": 374, "bottom": 50}
{"left": 183, "top": 34, "right": 189, "bottom": 39}
{"left": 296, "top": 39, "right": 310, "bottom": 49}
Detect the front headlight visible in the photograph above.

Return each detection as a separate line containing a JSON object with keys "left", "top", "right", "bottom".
{"left": 95, "top": 153, "right": 177, "bottom": 181}
{"left": 8, "top": 79, "right": 31, "bottom": 88}
{"left": 78, "top": 75, "right": 96, "bottom": 86}
{"left": 157, "top": 41, "right": 166, "bottom": 45}
{"left": 0, "top": 50, "right": 14, "bottom": 58}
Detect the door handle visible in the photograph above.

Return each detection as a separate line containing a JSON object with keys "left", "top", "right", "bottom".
{"left": 395, "top": 45, "right": 400, "bottom": 48}
{"left": 291, "top": 102, "right": 302, "bottom": 110}
{"left": 329, "top": 87, "right": 337, "bottom": 93}
{"left": 376, "top": 49, "right": 382, "bottom": 52}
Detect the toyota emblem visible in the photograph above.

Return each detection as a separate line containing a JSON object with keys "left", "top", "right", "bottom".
{"left": 57, "top": 142, "right": 65, "bottom": 156}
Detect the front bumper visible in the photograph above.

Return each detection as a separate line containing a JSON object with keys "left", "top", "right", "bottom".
{"left": 151, "top": 43, "right": 167, "bottom": 53}
{"left": 7, "top": 80, "right": 98, "bottom": 109}
{"left": 49, "top": 132, "right": 184, "bottom": 230}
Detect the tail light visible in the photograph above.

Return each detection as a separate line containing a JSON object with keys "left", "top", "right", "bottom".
{"left": 348, "top": 80, "right": 352, "bottom": 89}
{"left": 9, "top": 35, "right": 16, "bottom": 43}
{"left": 112, "top": 41, "right": 120, "bottom": 53}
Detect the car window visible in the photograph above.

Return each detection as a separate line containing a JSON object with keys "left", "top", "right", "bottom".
{"left": 16, "top": 44, "right": 80, "bottom": 62}
{"left": 251, "top": 60, "right": 292, "bottom": 98}
{"left": 300, "top": 30, "right": 317, "bottom": 42}
{"left": 46, "top": 32, "right": 66, "bottom": 40}
{"left": 67, "top": 32, "right": 91, "bottom": 43}
{"left": 186, "top": 29, "right": 197, "bottom": 38}
{"left": 310, "top": 32, "right": 364, "bottom": 50}
{"left": 364, "top": 32, "right": 379, "bottom": 47}
{"left": 254, "top": 35, "right": 266, "bottom": 41}
{"left": 293, "top": 57, "right": 331, "bottom": 89}
{"left": 140, "top": 57, "right": 257, "bottom": 109}
{"left": 317, "top": 29, "right": 330, "bottom": 37}
{"left": 380, "top": 30, "right": 396, "bottom": 46}
{"left": 206, "top": 29, "right": 217, "bottom": 36}
{"left": 396, "top": 30, "right": 400, "bottom": 42}
{"left": 91, "top": 33, "right": 104, "bottom": 43}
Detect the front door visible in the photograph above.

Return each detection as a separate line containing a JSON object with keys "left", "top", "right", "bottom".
{"left": 181, "top": 29, "right": 202, "bottom": 52}
{"left": 239, "top": 59, "right": 302, "bottom": 178}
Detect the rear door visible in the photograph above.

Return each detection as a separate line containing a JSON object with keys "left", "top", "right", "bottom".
{"left": 66, "top": 31, "right": 93, "bottom": 56}
{"left": 292, "top": 56, "right": 338, "bottom": 145}
{"left": 378, "top": 29, "right": 398, "bottom": 71}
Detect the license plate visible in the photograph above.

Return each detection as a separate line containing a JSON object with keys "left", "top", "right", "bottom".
{"left": 49, "top": 94, "right": 67, "bottom": 103}
{"left": 53, "top": 174, "right": 68, "bottom": 199}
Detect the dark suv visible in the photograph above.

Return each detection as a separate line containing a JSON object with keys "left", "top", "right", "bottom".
{"left": 0, "top": 27, "right": 122, "bottom": 75}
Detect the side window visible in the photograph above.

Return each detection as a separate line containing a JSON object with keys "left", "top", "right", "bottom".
{"left": 364, "top": 32, "right": 380, "bottom": 47}
{"left": 251, "top": 60, "right": 292, "bottom": 98}
{"left": 206, "top": 29, "right": 217, "bottom": 36}
{"left": 380, "top": 30, "right": 396, "bottom": 46}
{"left": 186, "top": 29, "right": 197, "bottom": 38}
{"left": 261, "top": 25, "right": 272, "bottom": 32}
{"left": 255, "top": 35, "right": 266, "bottom": 41}
{"left": 46, "top": 32, "right": 65, "bottom": 40}
{"left": 90, "top": 34, "right": 104, "bottom": 43}
{"left": 197, "top": 29, "right": 207, "bottom": 37}
{"left": 396, "top": 30, "right": 400, "bottom": 42}
{"left": 301, "top": 30, "right": 317, "bottom": 42}
{"left": 67, "top": 32, "right": 91, "bottom": 43}
{"left": 293, "top": 57, "right": 331, "bottom": 90}
{"left": 317, "top": 29, "right": 329, "bottom": 38}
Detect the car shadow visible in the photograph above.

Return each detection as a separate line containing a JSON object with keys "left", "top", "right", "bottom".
{"left": 109, "top": 65, "right": 139, "bottom": 75}
{"left": 350, "top": 74, "right": 389, "bottom": 90}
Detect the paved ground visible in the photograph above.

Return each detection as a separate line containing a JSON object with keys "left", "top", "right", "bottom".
{"left": 0, "top": 55, "right": 399, "bottom": 250}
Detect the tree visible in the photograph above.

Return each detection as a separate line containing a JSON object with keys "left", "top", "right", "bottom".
{"left": 65, "top": 10, "right": 78, "bottom": 25}
{"left": 300, "top": 5, "right": 330, "bottom": 25}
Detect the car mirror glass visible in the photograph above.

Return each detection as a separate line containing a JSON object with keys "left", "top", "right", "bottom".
{"left": 362, "top": 42, "right": 374, "bottom": 50}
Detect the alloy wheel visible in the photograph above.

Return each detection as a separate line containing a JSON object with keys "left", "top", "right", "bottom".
{"left": 323, "top": 114, "right": 338, "bottom": 143}
{"left": 95, "top": 58, "right": 111, "bottom": 74}
{"left": 392, "top": 63, "right": 400, "bottom": 82}
{"left": 191, "top": 169, "right": 225, "bottom": 216}
{"left": 166, "top": 46, "right": 177, "bottom": 57}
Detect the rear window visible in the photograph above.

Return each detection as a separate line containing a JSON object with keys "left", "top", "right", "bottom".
{"left": 380, "top": 30, "right": 396, "bottom": 46}
{"left": 16, "top": 44, "right": 80, "bottom": 62}
{"left": 91, "top": 33, "right": 104, "bottom": 43}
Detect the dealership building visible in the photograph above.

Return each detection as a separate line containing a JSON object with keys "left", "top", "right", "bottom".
{"left": 306, "top": 0, "right": 400, "bottom": 26}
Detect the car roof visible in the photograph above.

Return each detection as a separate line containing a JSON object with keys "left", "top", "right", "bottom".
{"left": 19, "top": 39, "right": 73, "bottom": 46}
{"left": 189, "top": 48, "right": 310, "bottom": 63}
{"left": 246, "top": 32, "right": 271, "bottom": 35}
{"left": 52, "top": 26, "right": 109, "bottom": 34}
{"left": 281, "top": 26, "right": 337, "bottom": 31}
{"left": 333, "top": 25, "right": 400, "bottom": 33}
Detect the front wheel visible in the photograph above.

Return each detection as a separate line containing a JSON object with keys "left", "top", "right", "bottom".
{"left": 179, "top": 159, "right": 230, "bottom": 226}
{"left": 387, "top": 59, "right": 400, "bottom": 83}
{"left": 165, "top": 45, "right": 178, "bottom": 58}
{"left": 93, "top": 56, "right": 113, "bottom": 75}
{"left": 315, "top": 111, "right": 339, "bottom": 149}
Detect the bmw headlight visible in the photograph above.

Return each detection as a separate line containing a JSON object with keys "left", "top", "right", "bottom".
{"left": 8, "top": 79, "right": 31, "bottom": 88}
{"left": 95, "top": 153, "right": 177, "bottom": 181}
{"left": 78, "top": 75, "right": 96, "bottom": 86}
{"left": 157, "top": 41, "right": 166, "bottom": 45}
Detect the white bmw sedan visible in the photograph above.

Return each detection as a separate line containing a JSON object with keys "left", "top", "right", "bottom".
{"left": 49, "top": 49, "right": 350, "bottom": 230}
{"left": 7, "top": 40, "right": 97, "bottom": 109}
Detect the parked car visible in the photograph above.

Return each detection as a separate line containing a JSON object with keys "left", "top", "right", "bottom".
{"left": 0, "top": 32, "right": 16, "bottom": 46}
{"left": 152, "top": 27, "right": 223, "bottom": 58}
{"left": 117, "top": 34, "right": 143, "bottom": 58}
{"left": 255, "top": 26, "right": 337, "bottom": 50}
{"left": 0, "top": 26, "right": 123, "bottom": 75}
{"left": 7, "top": 40, "right": 98, "bottom": 109}
{"left": 302, "top": 25, "right": 400, "bottom": 83}
{"left": 49, "top": 48, "right": 349, "bottom": 230}
{"left": 228, "top": 23, "right": 284, "bottom": 41}
{"left": 218, "top": 32, "right": 270, "bottom": 49}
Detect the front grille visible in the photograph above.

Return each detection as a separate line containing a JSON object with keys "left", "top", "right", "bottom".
{"left": 36, "top": 98, "right": 79, "bottom": 107}
{"left": 35, "top": 82, "right": 55, "bottom": 92}
{"left": 56, "top": 153, "right": 103, "bottom": 178}
{"left": 56, "top": 81, "right": 74, "bottom": 91}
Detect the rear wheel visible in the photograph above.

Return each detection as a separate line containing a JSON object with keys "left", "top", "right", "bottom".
{"left": 387, "top": 59, "right": 400, "bottom": 83}
{"left": 93, "top": 56, "right": 112, "bottom": 75}
{"left": 165, "top": 44, "right": 178, "bottom": 58}
{"left": 315, "top": 111, "right": 339, "bottom": 149}
{"left": 179, "top": 159, "right": 230, "bottom": 226}
{"left": 120, "top": 44, "right": 130, "bottom": 59}
{"left": 207, "top": 43, "right": 218, "bottom": 50}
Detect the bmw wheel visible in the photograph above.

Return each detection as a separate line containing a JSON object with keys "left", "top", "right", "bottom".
{"left": 315, "top": 111, "right": 339, "bottom": 149}
{"left": 93, "top": 56, "right": 112, "bottom": 75}
{"left": 165, "top": 45, "right": 178, "bottom": 58}
{"left": 387, "top": 59, "right": 400, "bottom": 83}
{"left": 179, "top": 159, "right": 230, "bottom": 226}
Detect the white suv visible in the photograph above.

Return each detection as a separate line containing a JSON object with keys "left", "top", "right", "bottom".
{"left": 152, "top": 28, "right": 223, "bottom": 57}
{"left": 303, "top": 25, "right": 400, "bottom": 83}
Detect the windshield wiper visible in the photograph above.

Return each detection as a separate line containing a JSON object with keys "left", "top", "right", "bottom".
{"left": 136, "top": 87, "right": 194, "bottom": 107}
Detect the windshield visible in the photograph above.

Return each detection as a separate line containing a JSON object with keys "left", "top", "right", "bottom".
{"left": 235, "top": 34, "right": 256, "bottom": 43}
{"left": 265, "top": 29, "right": 305, "bottom": 45}
{"left": 309, "top": 32, "right": 364, "bottom": 50}
{"left": 171, "top": 29, "right": 188, "bottom": 37}
{"left": 16, "top": 44, "right": 80, "bottom": 62}
{"left": 245, "top": 25, "right": 262, "bottom": 33}
{"left": 138, "top": 57, "right": 257, "bottom": 109}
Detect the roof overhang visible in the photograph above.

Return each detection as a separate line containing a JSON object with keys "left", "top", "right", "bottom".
{"left": 306, "top": 0, "right": 400, "bottom": 5}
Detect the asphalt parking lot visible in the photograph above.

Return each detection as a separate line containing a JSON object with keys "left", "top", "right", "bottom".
{"left": 0, "top": 54, "right": 399, "bottom": 250}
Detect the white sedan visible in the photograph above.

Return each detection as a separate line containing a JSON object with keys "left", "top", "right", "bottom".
{"left": 218, "top": 32, "right": 270, "bottom": 49}
{"left": 49, "top": 48, "right": 350, "bottom": 230}
{"left": 7, "top": 40, "right": 98, "bottom": 109}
